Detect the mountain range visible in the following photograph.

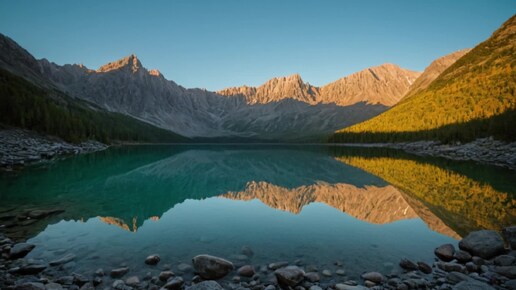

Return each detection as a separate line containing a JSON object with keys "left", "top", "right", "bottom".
{"left": 332, "top": 14, "right": 516, "bottom": 143}
{"left": 0, "top": 31, "right": 471, "bottom": 142}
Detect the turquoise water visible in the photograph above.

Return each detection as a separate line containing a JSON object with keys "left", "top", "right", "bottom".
{"left": 0, "top": 145, "right": 514, "bottom": 281}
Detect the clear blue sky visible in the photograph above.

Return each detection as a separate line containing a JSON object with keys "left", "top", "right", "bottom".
{"left": 0, "top": 0, "right": 514, "bottom": 90}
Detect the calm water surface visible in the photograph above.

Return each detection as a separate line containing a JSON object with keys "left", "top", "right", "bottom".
{"left": 0, "top": 145, "right": 515, "bottom": 281}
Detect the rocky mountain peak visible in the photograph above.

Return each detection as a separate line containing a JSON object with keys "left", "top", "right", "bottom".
{"left": 97, "top": 53, "right": 142, "bottom": 73}
{"left": 148, "top": 69, "right": 162, "bottom": 77}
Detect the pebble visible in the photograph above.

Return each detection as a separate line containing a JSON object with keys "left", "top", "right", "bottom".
{"left": 321, "top": 269, "right": 332, "bottom": 277}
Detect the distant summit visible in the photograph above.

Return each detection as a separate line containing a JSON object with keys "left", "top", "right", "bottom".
{"left": 97, "top": 54, "right": 142, "bottom": 73}
{"left": 218, "top": 64, "right": 421, "bottom": 106}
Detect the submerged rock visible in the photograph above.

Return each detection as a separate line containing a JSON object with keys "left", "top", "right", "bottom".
{"left": 9, "top": 243, "right": 35, "bottom": 259}
{"left": 159, "top": 271, "right": 175, "bottom": 281}
{"left": 459, "top": 230, "right": 505, "bottom": 259}
{"left": 49, "top": 254, "right": 76, "bottom": 266}
{"left": 237, "top": 265, "right": 255, "bottom": 277}
{"left": 145, "top": 254, "right": 160, "bottom": 265}
{"left": 435, "top": 244, "right": 455, "bottom": 261}
{"left": 186, "top": 280, "right": 223, "bottom": 290}
{"left": 110, "top": 267, "right": 129, "bottom": 278}
{"left": 192, "top": 254, "right": 234, "bottom": 280}
{"left": 361, "top": 271, "right": 384, "bottom": 283}
{"left": 268, "top": 261, "right": 288, "bottom": 270}
{"left": 163, "top": 277, "right": 184, "bottom": 290}
{"left": 399, "top": 258, "right": 418, "bottom": 271}
{"left": 274, "top": 266, "right": 305, "bottom": 287}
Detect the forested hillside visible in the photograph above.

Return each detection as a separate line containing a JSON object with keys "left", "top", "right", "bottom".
{"left": 0, "top": 68, "right": 189, "bottom": 143}
{"left": 331, "top": 14, "right": 516, "bottom": 143}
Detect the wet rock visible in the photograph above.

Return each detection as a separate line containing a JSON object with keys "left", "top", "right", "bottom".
{"left": 361, "top": 271, "right": 384, "bottom": 283}
{"left": 436, "top": 262, "right": 466, "bottom": 273}
{"left": 417, "top": 262, "right": 432, "bottom": 274}
{"left": 241, "top": 246, "right": 254, "bottom": 257}
{"left": 78, "top": 282, "right": 94, "bottom": 290}
{"left": 112, "top": 280, "right": 126, "bottom": 290}
{"left": 274, "top": 266, "right": 305, "bottom": 287}
{"left": 472, "top": 256, "right": 486, "bottom": 265}
{"left": 145, "top": 254, "right": 161, "bottom": 265}
{"left": 304, "top": 272, "right": 320, "bottom": 282}
{"left": 192, "top": 254, "right": 234, "bottom": 280}
{"left": 336, "top": 269, "right": 346, "bottom": 276}
{"left": 454, "top": 280, "right": 495, "bottom": 290}
{"left": 185, "top": 280, "right": 224, "bottom": 290}
{"left": 163, "top": 277, "right": 184, "bottom": 290}
{"left": 92, "top": 277, "right": 102, "bottom": 286}
{"left": 494, "top": 255, "right": 516, "bottom": 266}
{"left": 14, "top": 264, "right": 47, "bottom": 275}
{"left": 308, "top": 286, "right": 322, "bottom": 290}
{"left": 27, "top": 209, "right": 64, "bottom": 219}
{"left": 454, "top": 250, "right": 472, "bottom": 263}
{"left": 466, "top": 262, "right": 478, "bottom": 272}
{"left": 503, "top": 226, "right": 516, "bottom": 250}
{"left": 45, "top": 283, "right": 63, "bottom": 290}
{"left": 94, "top": 268, "right": 104, "bottom": 276}
{"left": 435, "top": 244, "right": 455, "bottom": 262}
{"left": 268, "top": 262, "right": 288, "bottom": 270}
{"left": 15, "top": 282, "right": 45, "bottom": 290}
{"left": 178, "top": 262, "right": 193, "bottom": 272}
{"left": 49, "top": 254, "right": 76, "bottom": 266}
{"left": 55, "top": 276, "right": 74, "bottom": 285}
{"left": 445, "top": 271, "right": 470, "bottom": 284}
{"left": 505, "top": 279, "right": 516, "bottom": 290}
{"left": 334, "top": 284, "right": 367, "bottom": 290}
{"left": 321, "top": 269, "right": 332, "bottom": 277}
{"left": 237, "top": 265, "right": 255, "bottom": 277}
{"left": 399, "top": 258, "right": 418, "bottom": 271}
{"left": 494, "top": 266, "right": 516, "bottom": 279}
{"left": 72, "top": 273, "right": 89, "bottom": 286}
{"left": 304, "top": 265, "right": 318, "bottom": 273}
{"left": 125, "top": 276, "right": 140, "bottom": 286}
{"left": 459, "top": 230, "right": 505, "bottom": 259}
{"left": 110, "top": 267, "right": 129, "bottom": 278}
{"left": 191, "top": 275, "right": 202, "bottom": 283}
{"left": 159, "top": 271, "right": 176, "bottom": 281}
{"left": 9, "top": 243, "right": 35, "bottom": 259}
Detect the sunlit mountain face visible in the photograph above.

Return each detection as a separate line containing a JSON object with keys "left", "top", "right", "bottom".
{"left": 0, "top": 145, "right": 514, "bottom": 280}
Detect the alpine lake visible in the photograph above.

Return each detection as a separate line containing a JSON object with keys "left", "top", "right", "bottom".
{"left": 1, "top": 144, "right": 515, "bottom": 283}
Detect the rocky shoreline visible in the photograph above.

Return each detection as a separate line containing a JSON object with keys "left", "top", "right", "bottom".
{"left": 338, "top": 138, "right": 516, "bottom": 170}
{"left": 1, "top": 227, "right": 515, "bottom": 290}
{"left": 0, "top": 129, "right": 108, "bottom": 170}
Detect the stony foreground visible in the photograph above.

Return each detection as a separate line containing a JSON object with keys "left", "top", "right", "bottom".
{"left": 342, "top": 138, "right": 516, "bottom": 170}
{"left": 1, "top": 227, "right": 515, "bottom": 290}
{"left": 0, "top": 129, "right": 107, "bottom": 170}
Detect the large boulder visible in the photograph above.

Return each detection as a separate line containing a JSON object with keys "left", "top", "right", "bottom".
{"left": 192, "top": 255, "right": 234, "bottom": 280}
{"left": 458, "top": 230, "right": 505, "bottom": 259}
{"left": 274, "top": 266, "right": 305, "bottom": 287}
{"left": 186, "top": 281, "right": 223, "bottom": 290}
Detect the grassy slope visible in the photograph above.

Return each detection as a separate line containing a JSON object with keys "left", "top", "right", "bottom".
{"left": 331, "top": 14, "right": 516, "bottom": 143}
{"left": 0, "top": 68, "right": 189, "bottom": 144}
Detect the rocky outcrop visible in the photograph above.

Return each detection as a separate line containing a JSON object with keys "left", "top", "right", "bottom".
{"left": 0, "top": 129, "right": 107, "bottom": 169}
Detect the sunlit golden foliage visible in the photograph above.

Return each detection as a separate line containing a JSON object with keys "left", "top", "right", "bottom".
{"left": 332, "top": 14, "right": 516, "bottom": 143}
{"left": 337, "top": 156, "right": 516, "bottom": 235}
